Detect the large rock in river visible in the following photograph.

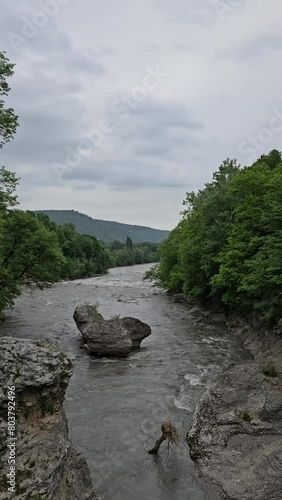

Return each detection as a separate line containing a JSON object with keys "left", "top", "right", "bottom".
{"left": 73, "top": 304, "right": 104, "bottom": 344}
{"left": 73, "top": 305, "right": 151, "bottom": 357}
{"left": 83, "top": 319, "right": 132, "bottom": 358}
{"left": 0, "top": 337, "right": 99, "bottom": 500}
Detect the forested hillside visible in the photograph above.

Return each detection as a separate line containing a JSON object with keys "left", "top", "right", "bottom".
{"left": 151, "top": 150, "right": 282, "bottom": 325}
{"left": 35, "top": 210, "right": 170, "bottom": 243}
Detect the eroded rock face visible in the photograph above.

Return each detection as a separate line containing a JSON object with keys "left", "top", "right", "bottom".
{"left": 83, "top": 319, "right": 132, "bottom": 358}
{"left": 187, "top": 329, "right": 282, "bottom": 500}
{"left": 122, "top": 317, "right": 151, "bottom": 348}
{"left": 73, "top": 306, "right": 151, "bottom": 357}
{"left": 73, "top": 305, "right": 104, "bottom": 343}
{"left": 0, "top": 337, "right": 99, "bottom": 500}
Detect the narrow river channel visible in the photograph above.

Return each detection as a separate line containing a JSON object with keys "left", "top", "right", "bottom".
{"left": 1, "top": 264, "right": 249, "bottom": 500}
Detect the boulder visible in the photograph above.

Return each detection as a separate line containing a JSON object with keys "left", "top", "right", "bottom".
{"left": 73, "top": 304, "right": 103, "bottom": 344}
{"left": 208, "top": 312, "right": 226, "bottom": 324}
{"left": 73, "top": 306, "right": 151, "bottom": 357}
{"left": 0, "top": 337, "right": 99, "bottom": 500}
{"left": 83, "top": 319, "right": 132, "bottom": 358}
{"left": 122, "top": 317, "right": 151, "bottom": 348}
{"left": 187, "top": 359, "right": 282, "bottom": 500}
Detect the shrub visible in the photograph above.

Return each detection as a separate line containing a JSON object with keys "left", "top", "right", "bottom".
{"left": 238, "top": 411, "right": 252, "bottom": 423}
{"left": 263, "top": 361, "right": 278, "bottom": 377}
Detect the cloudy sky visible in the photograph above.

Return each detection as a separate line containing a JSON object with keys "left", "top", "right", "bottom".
{"left": 0, "top": 0, "right": 282, "bottom": 229}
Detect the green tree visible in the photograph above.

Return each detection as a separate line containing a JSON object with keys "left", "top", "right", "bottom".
{"left": 158, "top": 222, "right": 184, "bottom": 292}
{"left": 157, "top": 158, "right": 240, "bottom": 296}
{"left": 0, "top": 167, "right": 19, "bottom": 215}
{"left": 157, "top": 150, "right": 282, "bottom": 324}
{"left": 0, "top": 51, "right": 19, "bottom": 148}
{"left": 182, "top": 158, "right": 240, "bottom": 301}
{"left": 126, "top": 236, "right": 133, "bottom": 250}
{"left": 109, "top": 240, "right": 124, "bottom": 251}
{"left": 0, "top": 51, "right": 19, "bottom": 218}
{"left": 211, "top": 151, "right": 282, "bottom": 322}
{"left": 133, "top": 248, "right": 144, "bottom": 264}
{"left": 0, "top": 211, "right": 64, "bottom": 310}
{"left": 40, "top": 220, "right": 110, "bottom": 280}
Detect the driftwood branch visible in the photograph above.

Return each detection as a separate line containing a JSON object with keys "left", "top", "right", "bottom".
{"left": 148, "top": 432, "right": 167, "bottom": 454}
{"left": 148, "top": 421, "right": 179, "bottom": 455}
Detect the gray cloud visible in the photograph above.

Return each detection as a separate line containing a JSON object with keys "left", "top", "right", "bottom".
{"left": 0, "top": 0, "right": 281, "bottom": 228}
{"left": 54, "top": 98, "right": 206, "bottom": 191}
{"left": 217, "top": 31, "right": 282, "bottom": 61}
{"left": 155, "top": 0, "right": 211, "bottom": 24}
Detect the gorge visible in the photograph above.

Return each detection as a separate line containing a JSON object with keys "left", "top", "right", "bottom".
{"left": 0, "top": 264, "right": 251, "bottom": 500}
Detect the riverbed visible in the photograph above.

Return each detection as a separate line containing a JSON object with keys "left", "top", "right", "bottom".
{"left": 1, "top": 264, "right": 249, "bottom": 500}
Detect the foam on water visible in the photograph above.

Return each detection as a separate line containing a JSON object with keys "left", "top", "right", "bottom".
{"left": 184, "top": 373, "right": 203, "bottom": 386}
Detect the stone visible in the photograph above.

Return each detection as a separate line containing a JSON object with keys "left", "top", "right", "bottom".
{"left": 73, "top": 305, "right": 151, "bottom": 357}
{"left": 171, "top": 293, "right": 186, "bottom": 303}
{"left": 73, "top": 304, "right": 103, "bottom": 344}
{"left": 274, "top": 318, "right": 282, "bottom": 336}
{"left": 208, "top": 312, "right": 226, "bottom": 323}
{"left": 83, "top": 319, "right": 132, "bottom": 358}
{"left": 73, "top": 306, "right": 132, "bottom": 357}
{"left": 0, "top": 337, "right": 100, "bottom": 500}
{"left": 187, "top": 324, "right": 282, "bottom": 500}
{"left": 122, "top": 317, "right": 151, "bottom": 348}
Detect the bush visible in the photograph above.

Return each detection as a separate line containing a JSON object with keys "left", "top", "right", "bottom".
{"left": 238, "top": 411, "right": 252, "bottom": 423}
{"left": 263, "top": 361, "right": 278, "bottom": 377}
{"left": 143, "top": 264, "right": 160, "bottom": 282}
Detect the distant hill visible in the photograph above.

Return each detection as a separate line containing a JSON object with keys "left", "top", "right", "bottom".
{"left": 35, "top": 210, "right": 170, "bottom": 243}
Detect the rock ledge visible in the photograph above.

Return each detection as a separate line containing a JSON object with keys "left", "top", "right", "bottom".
{"left": 187, "top": 318, "right": 282, "bottom": 500}
{"left": 0, "top": 337, "right": 100, "bottom": 500}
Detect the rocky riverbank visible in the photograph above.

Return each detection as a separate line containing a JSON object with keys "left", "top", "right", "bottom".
{"left": 0, "top": 337, "right": 100, "bottom": 500}
{"left": 187, "top": 315, "right": 282, "bottom": 500}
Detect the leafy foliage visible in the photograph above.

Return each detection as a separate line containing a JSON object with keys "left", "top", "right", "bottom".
{"left": 0, "top": 205, "right": 65, "bottom": 311}
{"left": 35, "top": 214, "right": 110, "bottom": 279}
{"left": 238, "top": 411, "right": 252, "bottom": 423}
{"left": 108, "top": 240, "right": 159, "bottom": 267}
{"left": 157, "top": 150, "right": 282, "bottom": 324}
{"left": 126, "top": 235, "right": 133, "bottom": 249}
{"left": 0, "top": 170, "right": 159, "bottom": 312}
{"left": 0, "top": 167, "right": 19, "bottom": 214}
{"left": 0, "top": 52, "right": 19, "bottom": 147}
{"left": 0, "top": 197, "right": 112, "bottom": 311}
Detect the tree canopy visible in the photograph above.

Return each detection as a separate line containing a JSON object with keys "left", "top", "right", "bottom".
{"left": 0, "top": 51, "right": 19, "bottom": 148}
{"left": 154, "top": 150, "right": 282, "bottom": 325}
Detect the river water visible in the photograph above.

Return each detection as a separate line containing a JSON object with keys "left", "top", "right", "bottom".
{"left": 1, "top": 264, "right": 249, "bottom": 500}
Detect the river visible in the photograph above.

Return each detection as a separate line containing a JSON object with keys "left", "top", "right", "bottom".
{"left": 1, "top": 264, "right": 249, "bottom": 500}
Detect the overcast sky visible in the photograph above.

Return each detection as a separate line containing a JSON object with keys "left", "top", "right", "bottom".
{"left": 0, "top": 0, "right": 282, "bottom": 229}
